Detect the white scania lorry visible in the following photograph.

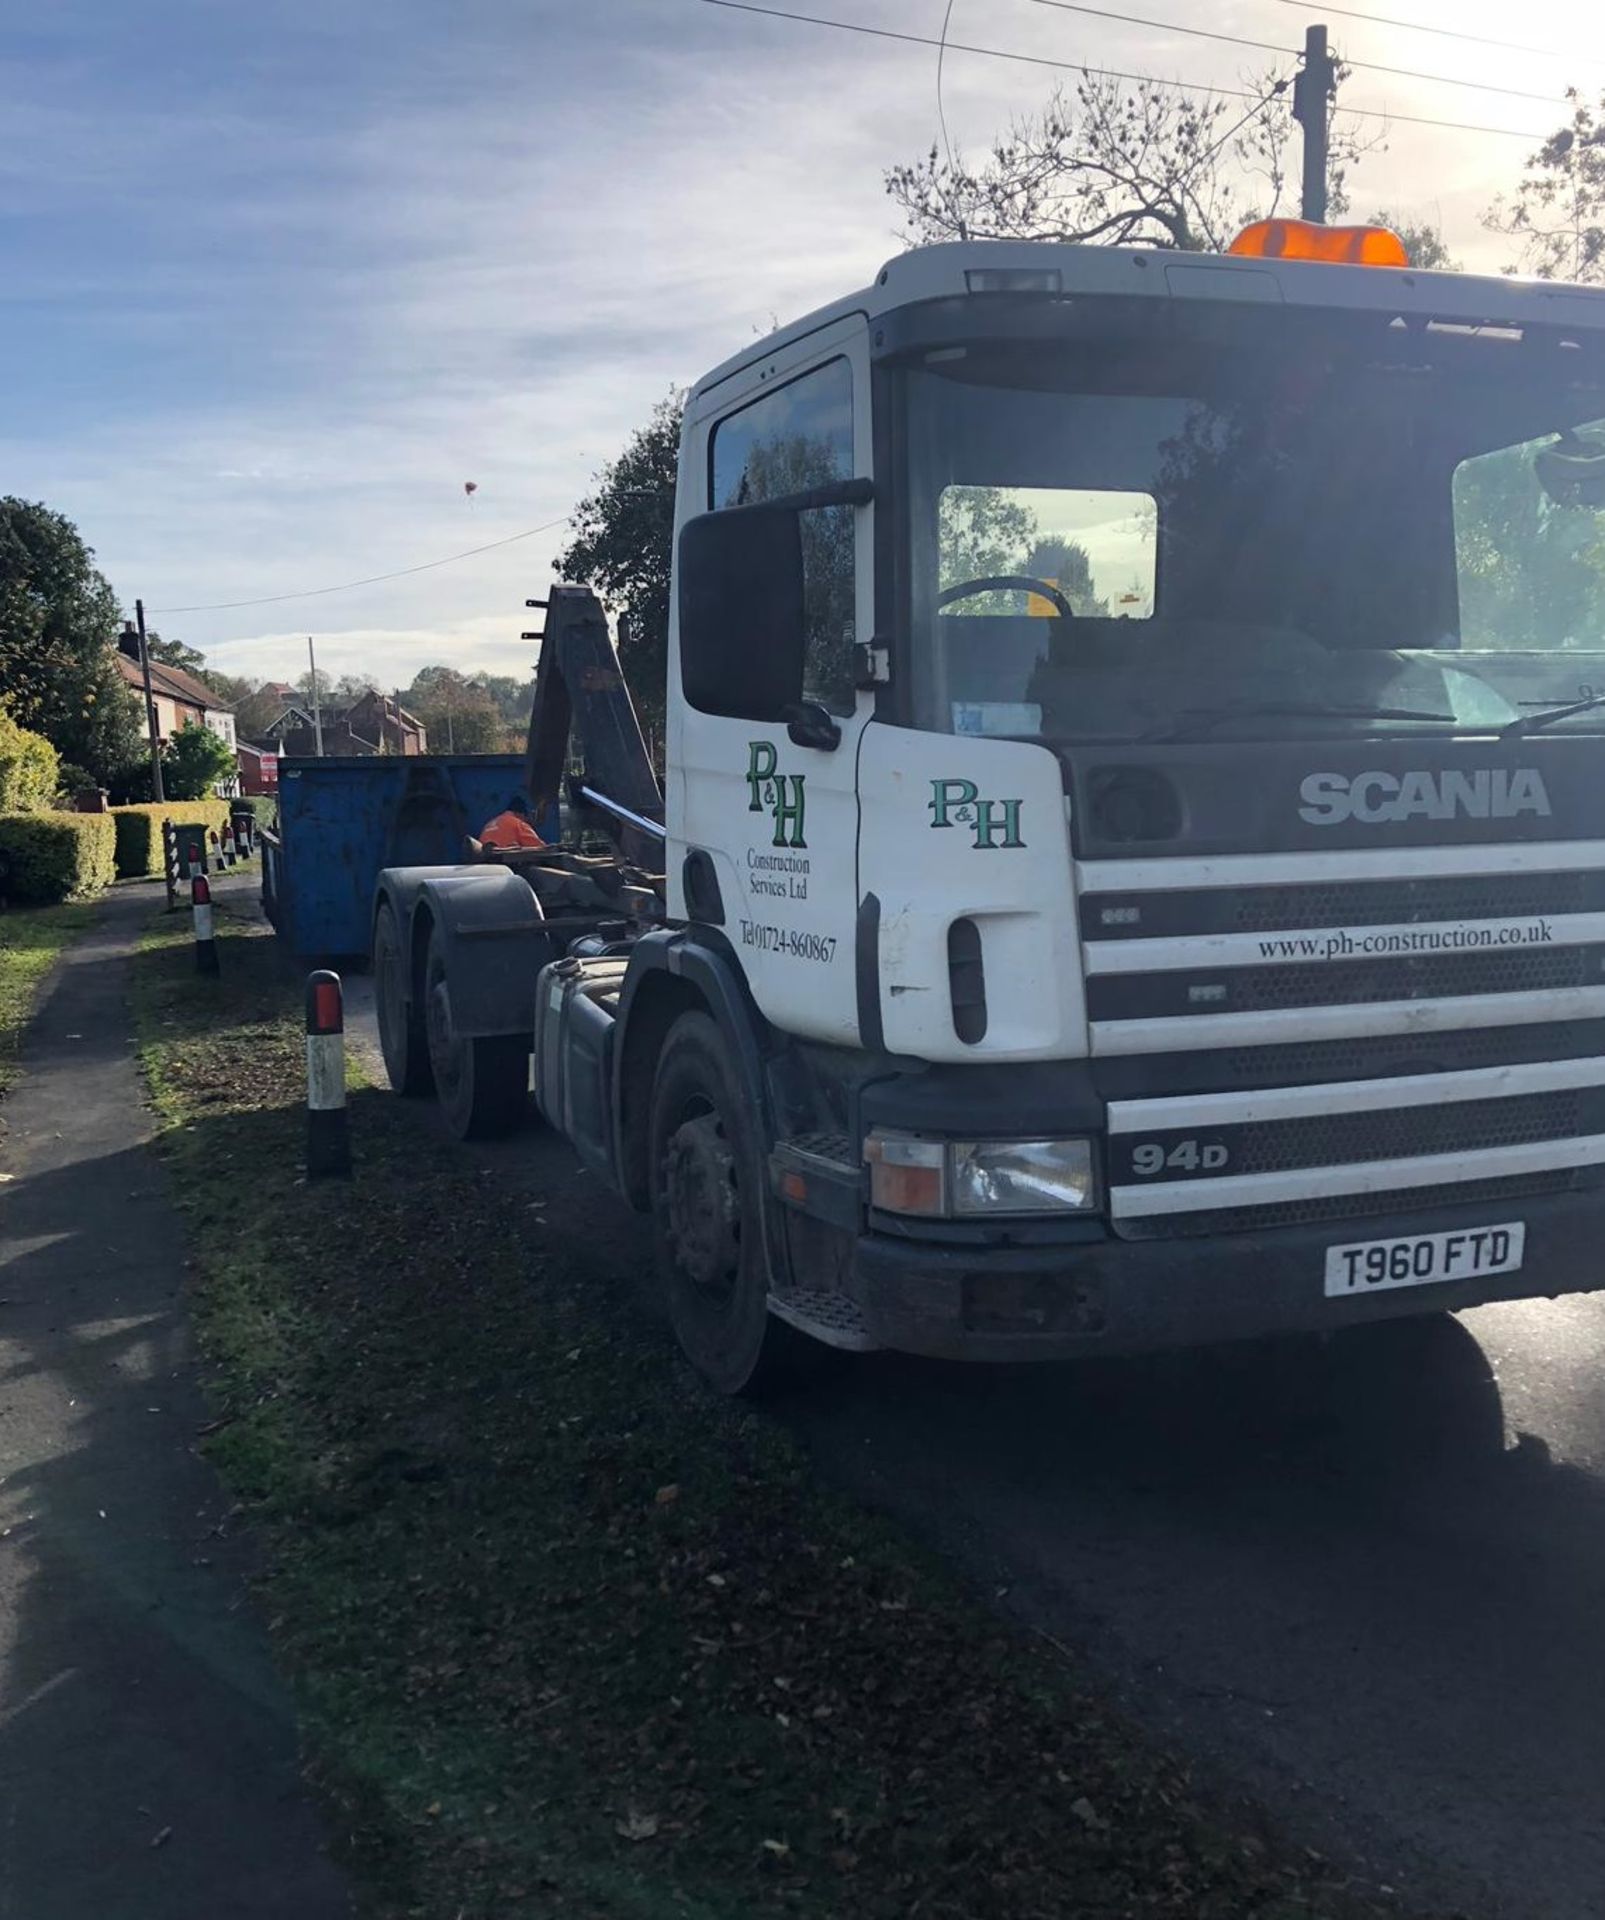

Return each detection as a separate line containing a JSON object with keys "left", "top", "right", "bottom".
{"left": 373, "top": 224, "right": 1605, "bottom": 1391}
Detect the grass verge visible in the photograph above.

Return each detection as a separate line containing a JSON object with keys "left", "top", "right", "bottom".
{"left": 0, "top": 899, "right": 97, "bottom": 1094}
{"left": 132, "top": 905, "right": 1435, "bottom": 1920}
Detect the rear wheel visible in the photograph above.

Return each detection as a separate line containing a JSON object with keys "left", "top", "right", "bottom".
{"left": 423, "top": 925, "right": 529, "bottom": 1140}
{"left": 374, "top": 901, "right": 432, "bottom": 1096}
{"left": 648, "top": 1010, "right": 805, "bottom": 1395}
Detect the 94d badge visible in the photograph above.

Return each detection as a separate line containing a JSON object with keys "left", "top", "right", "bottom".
{"left": 928, "top": 777, "right": 1025, "bottom": 850}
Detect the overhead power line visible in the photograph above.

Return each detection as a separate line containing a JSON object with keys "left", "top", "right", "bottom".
{"left": 1271, "top": 0, "right": 1588, "bottom": 65}
{"left": 696, "top": 0, "right": 1276, "bottom": 103}
{"left": 1030, "top": 0, "right": 1289, "bottom": 61}
{"left": 151, "top": 518, "right": 568, "bottom": 616}
{"left": 695, "top": 0, "right": 1550, "bottom": 140}
{"left": 936, "top": 0, "right": 960, "bottom": 176}
{"left": 1030, "top": 0, "right": 1567, "bottom": 104}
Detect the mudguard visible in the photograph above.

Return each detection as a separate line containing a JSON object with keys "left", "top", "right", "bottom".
{"left": 375, "top": 864, "right": 552, "bottom": 1042}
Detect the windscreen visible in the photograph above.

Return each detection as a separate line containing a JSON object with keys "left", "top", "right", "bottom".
{"left": 900, "top": 310, "right": 1605, "bottom": 743}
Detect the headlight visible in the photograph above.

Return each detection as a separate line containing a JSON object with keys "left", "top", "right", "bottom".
{"left": 865, "top": 1132, "right": 1096, "bottom": 1217}
{"left": 951, "top": 1139, "right": 1096, "bottom": 1214}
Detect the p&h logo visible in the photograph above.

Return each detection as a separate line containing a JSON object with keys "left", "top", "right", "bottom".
{"left": 928, "top": 777, "right": 1025, "bottom": 850}
{"left": 746, "top": 741, "right": 807, "bottom": 849}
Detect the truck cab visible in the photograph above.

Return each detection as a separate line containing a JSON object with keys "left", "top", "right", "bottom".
{"left": 379, "top": 229, "right": 1605, "bottom": 1391}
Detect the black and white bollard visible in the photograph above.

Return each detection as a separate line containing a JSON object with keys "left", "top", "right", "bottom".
{"left": 211, "top": 830, "right": 227, "bottom": 875}
{"left": 222, "top": 820, "right": 238, "bottom": 868}
{"left": 305, "top": 970, "right": 350, "bottom": 1179}
{"left": 186, "top": 838, "right": 205, "bottom": 882}
{"left": 161, "top": 818, "right": 179, "bottom": 912}
{"left": 192, "top": 872, "right": 220, "bottom": 975}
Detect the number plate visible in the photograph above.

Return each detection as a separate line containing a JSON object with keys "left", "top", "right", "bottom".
{"left": 1323, "top": 1221, "right": 1525, "bottom": 1298}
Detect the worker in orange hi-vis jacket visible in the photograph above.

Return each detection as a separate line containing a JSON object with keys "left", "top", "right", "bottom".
{"left": 478, "top": 792, "right": 546, "bottom": 850}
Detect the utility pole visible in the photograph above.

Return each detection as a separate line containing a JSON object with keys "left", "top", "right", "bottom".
{"left": 308, "top": 635, "right": 325, "bottom": 756}
{"left": 132, "top": 599, "right": 165, "bottom": 804}
{"left": 1293, "top": 24, "right": 1337, "bottom": 224}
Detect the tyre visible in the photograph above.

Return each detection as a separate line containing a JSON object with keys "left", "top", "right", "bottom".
{"left": 648, "top": 1010, "right": 803, "bottom": 1395}
{"left": 373, "top": 901, "right": 433, "bottom": 1096}
{"left": 422, "top": 924, "right": 529, "bottom": 1140}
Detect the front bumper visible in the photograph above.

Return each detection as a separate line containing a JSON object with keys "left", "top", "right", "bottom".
{"left": 848, "top": 1183, "right": 1605, "bottom": 1362}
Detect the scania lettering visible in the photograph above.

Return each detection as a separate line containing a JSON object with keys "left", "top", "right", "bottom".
{"left": 370, "top": 220, "right": 1605, "bottom": 1393}
{"left": 1298, "top": 767, "right": 1553, "bottom": 825}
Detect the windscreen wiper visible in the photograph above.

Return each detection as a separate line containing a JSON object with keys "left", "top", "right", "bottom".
{"left": 1143, "top": 701, "right": 1460, "bottom": 744}
{"left": 1500, "top": 691, "right": 1605, "bottom": 740}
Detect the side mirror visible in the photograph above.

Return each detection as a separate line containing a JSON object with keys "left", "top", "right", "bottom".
{"left": 784, "top": 700, "right": 842, "bottom": 752}
{"left": 677, "top": 477, "right": 873, "bottom": 722}
{"left": 678, "top": 503, "right": 806, "bottom": 721}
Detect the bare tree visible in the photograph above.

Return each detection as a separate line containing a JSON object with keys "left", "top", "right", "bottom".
{"left": 1486, "top": 91, "right": 1605, "bottom": 283}
{"left": 886, "top": 69, "right": 1377, "bottom": 253}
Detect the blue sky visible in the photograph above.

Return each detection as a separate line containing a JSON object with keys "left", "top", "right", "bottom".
{"left": 1, "top": 0, "right": 1589, "bottom": 688}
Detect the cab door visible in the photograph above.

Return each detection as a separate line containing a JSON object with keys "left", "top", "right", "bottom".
{"left": 668, "top": 318, "right": 874, "bottom": 1046}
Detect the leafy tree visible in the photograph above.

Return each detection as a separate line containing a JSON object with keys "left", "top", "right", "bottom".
{"left": 887, "top": 70, "right": 1374, "bottom": 252}
{"left": 402, "top": 667, "right": 503, "bottom": 753}
{"left": 296, "top": 666, "right": 334, "bottom": 707}
{"left": 332, "top": 671, "right": 382, "bottom": 702}
{"left": 1025, "top": 536, "right": 1109, "bottom": 617}
{"left": 144, "top": 631, "right": 208, "bottom": 670}
{"left": 235, "top": 683, "right": 291, "bottom": 741}
{"left": 1486, "top": 92, "right": 1605, "bottom": 282}
{"left": 1369, "top": 211, "right": 1458, "bottom": 270}
{"left": 939, "top": 488, "right": 1039, "bottom": 608}
{"left": 203, "top": 668, "right": 258, "bottom": 710}
{"left": 162, "top": 719, "right": 237, "bottom": 800}
{"left": 0, "top": 498, "right": 144, "bottom": 784}
{"left": 472, "top": 671, "right": 534, "bottom": 733}
{"left": 559, "top": 391, "right": 683, "bottom": 729}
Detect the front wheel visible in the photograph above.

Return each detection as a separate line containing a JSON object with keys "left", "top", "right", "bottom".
{"left": 423, "top": 926, "right": 529, "bottom": 1140}
{"left": 648, "top": 1010, "right": 805, "bottom": 1395}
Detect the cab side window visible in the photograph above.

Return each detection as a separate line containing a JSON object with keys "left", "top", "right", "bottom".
{"left": 710, "top": 357, "right": 857, "bottom": 715}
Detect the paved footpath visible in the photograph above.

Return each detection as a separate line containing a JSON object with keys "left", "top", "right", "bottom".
{"left": 0, "top": 883, "right": 349, "bottom": 1919}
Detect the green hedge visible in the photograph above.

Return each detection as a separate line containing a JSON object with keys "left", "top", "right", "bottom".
{"left": 0, "top": 711, "right": 60, "bottom": 814}
{"left": 110, "top": 800, "right": 231, "bottom": 879}
{"left": 235, "top": 793, "right": 277, "bottom": 830}
{"left": 0, "top": 812, "right": 117, "bottom": 905}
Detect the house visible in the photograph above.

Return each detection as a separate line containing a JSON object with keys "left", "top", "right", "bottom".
{"left": 346, "top": 689, "right": 427, "bottom": 756}
{"left": 258, "top": 691, "right": 428, "bottom": 759}
{"left": 258, "top": 704, "right": 317, "bottom": 746}
{"left": 236, "top": 741, "right": 278, "bottom": 795}
{"left": 115, "top": 638, "right": 240, "bottom": 795}
{"left": 114, "top": 646, "right": 237, "bottom": 750}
